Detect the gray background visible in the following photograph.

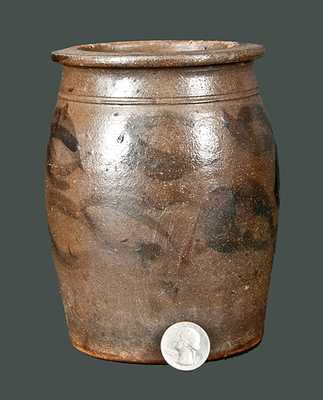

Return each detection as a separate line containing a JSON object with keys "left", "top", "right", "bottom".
{"left": 2, "top": 0, "right": 321, "bottom": 398}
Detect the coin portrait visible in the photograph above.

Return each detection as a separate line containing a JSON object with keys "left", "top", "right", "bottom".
{"left": 160, "top": 322, "right": 210, "bottom": 371}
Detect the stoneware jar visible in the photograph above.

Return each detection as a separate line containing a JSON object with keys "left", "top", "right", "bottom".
{"left": 47, "top": 40, "right": 279, "bottom": 364}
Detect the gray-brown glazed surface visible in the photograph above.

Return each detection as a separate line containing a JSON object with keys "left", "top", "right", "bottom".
{"left": 47, "top": 40, "right": 278, "bottom": 363}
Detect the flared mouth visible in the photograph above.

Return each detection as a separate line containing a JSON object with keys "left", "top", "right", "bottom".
{"left": 51, "top": 40, "right": 265, "bottom": 68}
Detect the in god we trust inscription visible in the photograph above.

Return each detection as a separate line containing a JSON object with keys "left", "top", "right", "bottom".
{"left": 160, "top": 322, "right": 210, "bottom": 371}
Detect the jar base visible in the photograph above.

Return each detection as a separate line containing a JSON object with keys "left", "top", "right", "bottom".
{"left": 70, "top": 336, "right": 262, "bottom": 364}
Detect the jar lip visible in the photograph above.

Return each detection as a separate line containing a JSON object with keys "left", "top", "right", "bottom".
{"left": 51, "top": 40, "right": 265, "bottom": 68}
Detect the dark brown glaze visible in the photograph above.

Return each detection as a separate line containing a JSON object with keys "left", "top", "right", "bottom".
{"left": 47, "top": 104, "right": 83, "bottom": 191}
{"left": 47, "top": 40, "right": 278, "bottom": 364}
{"left": 203, "top": 180, "right": 275, "bottom": 253}
{"left": 223, "top": 104, "right": 274, "bottom": 155}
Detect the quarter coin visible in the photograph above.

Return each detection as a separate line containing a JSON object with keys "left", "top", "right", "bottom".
{"left": 160, "top": 321, "right": 210, "bottom": 371}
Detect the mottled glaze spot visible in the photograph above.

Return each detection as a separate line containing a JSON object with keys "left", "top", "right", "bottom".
{"left": 47, "top": 105, "right": 82, "bottom": 189}
{"left": 120, "top": 114, "right": 193, "bottom": 181}
{"left": 136, "top": 242, "right": 162, "bottom": 265}
{"left": 223, "top": 104, "right": 273, "bottom": 154}
{"left": 204, "top": 180, "right": 275, "bottom": 253}
{"left": 50, "top": 105, "right": 79, "bottom": 152}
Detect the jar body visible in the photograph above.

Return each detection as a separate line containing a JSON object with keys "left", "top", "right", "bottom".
{"left": 46, "top": 62, "right": 278, "bottom": 363}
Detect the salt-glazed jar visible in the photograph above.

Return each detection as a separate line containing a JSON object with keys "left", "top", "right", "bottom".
{"left": 47, "top": 40, "right": 279, "bottom": 364}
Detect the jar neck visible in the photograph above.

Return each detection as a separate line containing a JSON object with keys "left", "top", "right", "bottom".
{"left": 58, "top": 62, "right": 259, "bottom": 106}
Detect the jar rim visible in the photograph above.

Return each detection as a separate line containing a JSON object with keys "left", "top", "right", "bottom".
{"left": 51, "top": 40, "right": 265, "bottom": 68}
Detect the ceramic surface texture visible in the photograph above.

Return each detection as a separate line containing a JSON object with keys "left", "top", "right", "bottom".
{"left": 47, "top": 40, "right": 279, "bottom": 363}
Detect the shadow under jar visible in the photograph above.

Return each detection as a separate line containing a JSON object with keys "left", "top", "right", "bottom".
{"left": 47, "top": 40, "right": 279, "bottom": 363}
